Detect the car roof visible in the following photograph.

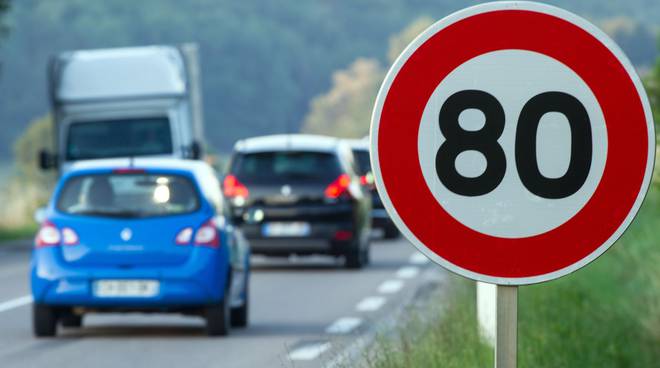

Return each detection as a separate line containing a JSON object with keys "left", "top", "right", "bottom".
{"left": 345, "top": 137, "right": 370, "bottom": 151}
{"left": 64, "top": 157, "right": 214, "bottom": 176}
{"left": 233, "top": 134, "right": 343, "bottom": 154}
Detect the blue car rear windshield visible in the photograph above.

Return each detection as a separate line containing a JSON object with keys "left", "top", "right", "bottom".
{"left": 57, "top": 173, "right": 200, "bottom": 218}
{"left": 66, "top": 117, "right": 173, "bottom": 161}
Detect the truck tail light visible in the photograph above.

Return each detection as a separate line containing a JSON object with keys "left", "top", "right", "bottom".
{"left": 223, "top": 174, "right": 249, "bottom": 199}
{"left": 325, "top": 174, "right": 352, "bottom": 199}
{"left": 194, "top": 219, "right": 220, "bottom": 248}
{"left": 35, "top": 221, "right": 61, "bottom": 248}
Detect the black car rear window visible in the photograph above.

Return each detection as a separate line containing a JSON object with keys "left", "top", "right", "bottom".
{"left": 232, "top": 151, "right": 342, "bottom": 184}
{"left": 57, "top": 173, "right": 200, "bottom": 218}
{"left": 352, "top": 149, "right": 371, "bottom": 176}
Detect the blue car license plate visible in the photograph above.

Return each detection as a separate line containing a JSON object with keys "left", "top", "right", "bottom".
{"left": 93, "top": 280, "right": 160, "bottom": 298}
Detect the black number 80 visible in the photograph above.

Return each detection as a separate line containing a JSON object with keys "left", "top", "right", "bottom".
{"left": 435, "top": 90, "right": 592, "bottom": 199}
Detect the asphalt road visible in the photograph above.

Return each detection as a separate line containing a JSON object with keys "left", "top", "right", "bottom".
{"left": 0, "top": 236, "right": 445, "bottom": 368}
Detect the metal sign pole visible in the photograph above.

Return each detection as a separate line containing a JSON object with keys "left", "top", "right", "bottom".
{"left": 495, "top": 285, "right": 517, "bottom": 368}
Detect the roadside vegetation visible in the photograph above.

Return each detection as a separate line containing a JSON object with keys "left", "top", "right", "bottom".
{"left": 0, "top": 115, "right": 53, "bottom": 242}
{"left": 363, "top": 278, "right": 493, "bottom": 368}
{"left": 364, "top": 174, "right": 660, "bottom": 367}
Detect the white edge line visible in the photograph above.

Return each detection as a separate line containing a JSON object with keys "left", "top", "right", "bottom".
{"left": 288, "top": 342, "right": 332, "bottom": 361}
{"left": 325, "top": 317, "right": 363, "bottom": 334}
{"left": 356, "top": 296, "right": 387, "bottom": 312}
{"left": 396, "top": 266, "right": 420, "bottom": 279}
{"left": 0, "top": 295, "right": 33, "bottom": 313}
{"left": 378, "top": 279, "right": 404, "bottom": 294}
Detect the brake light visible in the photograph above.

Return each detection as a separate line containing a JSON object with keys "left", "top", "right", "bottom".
{"left": 35, "top": 221, "right": 60, "bottom": 248}
{"left": 334, "top": 230, "right": 353, "bottom": 241}
{"left": 61, "top": 227, "right": 79, "bottom": 245}
{"left": 223, "top": 174, "right": 249, "bottom": 199}
{"left": 325, "top": 174, "right": 352, "bottom": 199}
{"left": 194, "top": 219, "right": 219, "bottom": 247}
{"left": 175, "top": 227, "right": 193, "bottom": 245}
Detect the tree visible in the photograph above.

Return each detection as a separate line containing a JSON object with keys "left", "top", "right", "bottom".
{"left": 0, "top": 0, "right": 10, "bottom": 74}
{"left": 387, "top": 16, "right": 434, "bottom": 64}
{"left": 0, "top": 0, "right": 8, "bottom": 38}
{"left": 301, "top": 58, "right": 383, "bottom": 138}
{"left": 13, "top": 114, "right": 53, "bottom": 183}
{"left": 301, "top": 17, "right": 434, "bottom": 138}
{"left": 644, "top": 59, "right": 660, "bottom": 130}
{"left": 600, "top": 17, "right": 657, "bottom": 68}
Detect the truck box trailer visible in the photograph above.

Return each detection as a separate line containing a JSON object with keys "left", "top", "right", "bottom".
{"left": 39, "top": 44, "right": 205, "bottom": 173}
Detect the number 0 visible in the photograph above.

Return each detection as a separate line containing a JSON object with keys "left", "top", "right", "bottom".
{"left": 516, "top": 92, "right": 592, "bottom": 199}
{"left": 436, "top": 90, "right": 592, "bottom": 199}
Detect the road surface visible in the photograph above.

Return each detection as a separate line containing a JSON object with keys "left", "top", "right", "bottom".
{"left": 0, "top": 236, "right": 445, "bottom": 368}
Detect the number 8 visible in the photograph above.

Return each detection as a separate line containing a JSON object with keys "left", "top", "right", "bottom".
{"left": 436, "top": 90, "right": 592, "bottom": 199}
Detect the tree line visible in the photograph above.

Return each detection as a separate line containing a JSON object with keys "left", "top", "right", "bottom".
{"left": 0, "top": 0, "right": 657, "bottom": 158}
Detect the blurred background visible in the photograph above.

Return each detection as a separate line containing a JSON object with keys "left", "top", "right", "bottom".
{"left": 0, "top": 1, "right": 660, "bottom": 366}
{"left": 0, "top": 0, "right": 658, "bottom": 237}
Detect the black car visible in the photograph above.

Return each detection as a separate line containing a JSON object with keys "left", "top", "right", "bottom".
{"left": 348, "top": 138, "right": 399, "bottom": 239}
{"left": 223, "top": 134, "right": 372, "bottom": 269}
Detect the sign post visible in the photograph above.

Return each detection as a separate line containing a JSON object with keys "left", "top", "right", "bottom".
{"left": 496, "top": 285, "right": 517, "bottom": 368}
{"left": 370, "top": 2, "right": 654, "bottom": 365}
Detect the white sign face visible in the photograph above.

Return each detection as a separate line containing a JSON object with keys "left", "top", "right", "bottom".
{"left": 417, "top": 49, "right": 608, "bottom": 238}
{"left": 370, "top": 1, "right": 655, "bottom": 285}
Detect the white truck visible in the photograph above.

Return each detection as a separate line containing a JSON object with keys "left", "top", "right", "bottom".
{"left": 39, "top": 44, "right": 205, "bottom": 172}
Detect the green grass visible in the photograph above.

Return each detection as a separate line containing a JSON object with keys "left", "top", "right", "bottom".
{"left": 365, "top": 186, "right": 660, "bottom": 367}
{"left": 0, "top": 223, "right": 37, "bottom": 243}
{"left": 363, "top": 278, "right": 493, "bottom": 368}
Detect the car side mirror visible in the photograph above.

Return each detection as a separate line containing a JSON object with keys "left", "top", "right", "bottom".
{"left": 190, "top": 141, "right": 202, "bottom": 160}
{"left": 38, "top": 149, "right": 57, "bottom": 170}
{"left": 34, "top": 207, "right": 47, "bottom": 224}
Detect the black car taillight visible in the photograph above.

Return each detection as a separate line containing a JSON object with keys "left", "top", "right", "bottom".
{"left": 325, "top": 174, "right": 352, "bottom": 199}
{"left": 223, "top": 174, "right": 249, "bottom": 199}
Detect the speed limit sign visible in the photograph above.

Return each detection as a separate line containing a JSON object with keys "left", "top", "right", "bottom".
{"left": 370, "top": 2, "right": 655, "bottom": 285}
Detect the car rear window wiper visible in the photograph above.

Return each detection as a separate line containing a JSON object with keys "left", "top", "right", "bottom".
{"left": 74, "top": 209, "right": 148, "bottom": 218}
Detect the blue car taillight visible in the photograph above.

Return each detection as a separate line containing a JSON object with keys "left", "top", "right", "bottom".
{"left": 175, "top": 227, "right": 194, "bottom": 245}
{"left": 175, "top": 220, "right": 219, "bottom": 248}
{"left": 35, "top": 222, "right": 79, "bottom": 248}
{"left": 35, "top": 221, "right": 60, "bottom": 248}
{"left": 194, "top": 219, "right": 220, "bottom": 248}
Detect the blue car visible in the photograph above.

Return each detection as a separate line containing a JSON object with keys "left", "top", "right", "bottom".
{"left": 31, "top": 158, "right": 250, "bottom": 337}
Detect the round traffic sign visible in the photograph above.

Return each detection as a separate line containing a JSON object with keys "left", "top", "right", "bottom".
{"left": 370, "top": 1, "right": 655, "bottom": 285}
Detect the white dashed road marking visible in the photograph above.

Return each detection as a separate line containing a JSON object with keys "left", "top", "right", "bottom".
{"left": 396, "top": 266, "right": 420, "bottom": 279}
{"left": 356, "top": 296, "right": 387, "bottom": 312}
{"left": 409, "top": 252, "right": 430, "bottom": 265}
{"left": 0, "top": 295, "right": 32, "bottom": 313}
{"left": 288, "top": 342, "right": 332, "bottom": 361}
{"left": 378, "top": 279, "right": 404, "bottom": 294}
{"left": 325, "top": 317, "right": 362, "bottom": 334}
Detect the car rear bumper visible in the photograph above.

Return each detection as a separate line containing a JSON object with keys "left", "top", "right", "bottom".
{"left": 240, "top": 221, "right": 355, "bottom": 256}
{"left": 31, "top": 246, "right": 230, "bottom": 308}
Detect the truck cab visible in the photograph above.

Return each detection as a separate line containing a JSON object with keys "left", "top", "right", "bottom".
{"left": 40, "top": 45, "right": 204, "bottom": 173}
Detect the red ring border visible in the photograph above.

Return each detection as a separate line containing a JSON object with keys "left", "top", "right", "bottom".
{"left": 376, "top": 9, "right": 650, "bottom": 279}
